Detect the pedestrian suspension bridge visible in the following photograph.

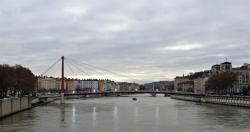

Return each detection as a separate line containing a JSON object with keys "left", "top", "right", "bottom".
{"left": 40, "top": 56, "right": 184, "bottom": 103}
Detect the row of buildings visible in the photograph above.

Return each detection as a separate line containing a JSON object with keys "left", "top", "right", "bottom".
{"left": 174, "top": 62, "right": 250, "bottom": 95}
{"left": 144, "top": 81, "right": 174, "bottom": 91}
{"left": 36, "top": 76, "right": 140, "bottom": 93}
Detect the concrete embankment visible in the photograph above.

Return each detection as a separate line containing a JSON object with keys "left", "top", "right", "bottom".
{"left": 171, "top": 94, "right": 250, "bottom": 107}
{"left": 0, "top": 96, "right": 62, "bottom": 119}
{"left": 0, "top": 97, "right": 32, "bottom": 119}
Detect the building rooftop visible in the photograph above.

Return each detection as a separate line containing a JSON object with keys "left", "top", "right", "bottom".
{"left": 190, "top": 71, "right": 210, "bottom": 79}
{"left": 221, "top": 61, "right": 232, "bottom": 65}
{"left": 175, "top": 76, "right": 191, "bottom": 79}
{"left": 212, "top": 64, "right": 220, "bottom": 67}
{"left": 233, "top": 66, "right": 250, "bottom": 70}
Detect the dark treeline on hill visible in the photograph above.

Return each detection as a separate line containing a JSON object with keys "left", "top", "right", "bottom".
{"left": 0, "top": 64, "right": 36, "bottom": 98}
{"left": 206, "top": 72, "right": 237, "bottom": 95}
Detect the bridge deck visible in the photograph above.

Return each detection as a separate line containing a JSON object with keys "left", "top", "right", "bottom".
{"left": 64, "top": 91, "right": 205, "bottom": 96}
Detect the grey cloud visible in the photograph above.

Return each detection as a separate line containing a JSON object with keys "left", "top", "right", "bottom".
{"left": 0, "top": 0, "right": 249, "bottom": 83}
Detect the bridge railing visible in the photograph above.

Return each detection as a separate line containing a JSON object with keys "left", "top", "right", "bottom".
{"left": 64, "top": 90, "right": 177, "bottom": 96}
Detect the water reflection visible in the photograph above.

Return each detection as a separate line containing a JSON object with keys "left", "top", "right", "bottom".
{"left": 154, "top": 106, "right": 159, "bottom": 132}
{"left": 92, "top": 107, "right": 97, "bottom": 121}
{"left": 113, "top": 106, "right": 118, "bottom": 121}
{"left": 1, "top": 96, "right": 250, "bottom": 132}
{"left": 92, "top": 106, "right": 97, "bottom": 131}
{"left": 134, "top": 106, "right": 138, "bottom": 123}
{"left": 72, "top": 105, "right": 76, "bottom": 123}
{"left": 60, "top": 105, "right": 66, "bottom": 123}
{"left": 113, "top": 106, "right": 119, "bottom": 132}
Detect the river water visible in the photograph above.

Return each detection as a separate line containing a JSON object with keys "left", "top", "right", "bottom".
{"left": 1, "top": 95, "right": 250, "bottom": 132}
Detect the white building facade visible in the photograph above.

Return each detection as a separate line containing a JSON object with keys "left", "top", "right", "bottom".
{"left": 74, "top": 79, "right": 99, "bottom": 92}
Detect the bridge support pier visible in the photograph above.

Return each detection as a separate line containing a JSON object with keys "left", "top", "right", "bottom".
{"left": 60, "top": 93, "right": 65, "bottom": 104}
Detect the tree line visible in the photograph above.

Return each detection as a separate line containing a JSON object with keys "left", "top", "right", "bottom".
{"left": 0, "top": 64, "right": 36, "bottom": 98}
{"left": 206, "top": 72, "right": 238, "bottom": 95}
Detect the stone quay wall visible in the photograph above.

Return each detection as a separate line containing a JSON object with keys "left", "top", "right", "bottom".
{"left": 171, "top": 94, "right": 250, "bottom": 107}
{"left": 0, "top": 97, "right": 32, "bottom": 119}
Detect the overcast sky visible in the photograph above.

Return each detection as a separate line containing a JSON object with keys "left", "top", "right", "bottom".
{"left": 0, "top": 0, "right": 249, "bottom": 83}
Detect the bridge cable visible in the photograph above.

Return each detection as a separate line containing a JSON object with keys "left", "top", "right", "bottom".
{"left": 65, "top": 61, "right": 77, "bottom": 78}
{"left": 66, "top": 57, "right": 143, "bottom": 83}
{"left": 41, "top": 58, "right": 61, "bottom": 76}
{"left": 65, "top": 57, "right": 144, "bottom": 83}
{"left": 64, "top": 62, "right": 75, "bottom": 78}
{"left": 65, "top": 59, "right": 90, "bottom": 77}
{"left": 65, "top": 58, "right": 109, "bottom": 79}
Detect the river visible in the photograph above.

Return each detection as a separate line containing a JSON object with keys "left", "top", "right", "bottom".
{"left": 1, "top": 94, "right": 250, "bottom": 132}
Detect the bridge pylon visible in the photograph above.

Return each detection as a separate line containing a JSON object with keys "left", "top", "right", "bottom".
{"left": 60, "top": 56, "right": 65, "bottom": 104}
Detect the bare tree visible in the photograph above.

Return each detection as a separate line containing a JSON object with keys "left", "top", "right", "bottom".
{"left": 0, "top": 64, "right": 35, "bottom": 98}
{"left": 206, "top": 72, "right": 237, "bottom": 95}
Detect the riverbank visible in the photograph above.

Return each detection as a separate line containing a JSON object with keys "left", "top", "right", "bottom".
{"left": 0, "top": 97, "right": 32, "bottom": 119}
{"left": 171, "top": 94, "right": 250, "bottom": 107}
{"left": 0, "top": 96, "right": 62, "bottom": 119}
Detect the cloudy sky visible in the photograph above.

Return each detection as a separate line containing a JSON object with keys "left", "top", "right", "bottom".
{"left": 0, "top": 0, "right": 249, "bottom": 83}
